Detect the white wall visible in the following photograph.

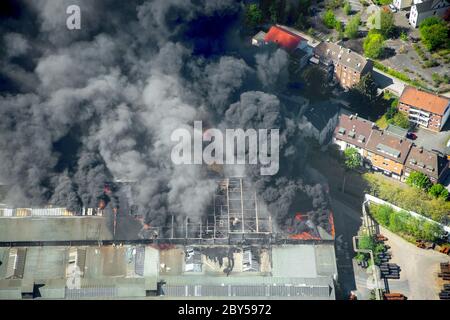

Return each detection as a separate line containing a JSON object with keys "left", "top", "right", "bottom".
{"left": 410, "top": 3, "right": 450, "bottom": 28}
{"left": 394, "top": 0, "right": 413, "bottom": 9}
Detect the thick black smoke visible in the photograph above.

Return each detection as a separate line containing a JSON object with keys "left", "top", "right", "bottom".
{"left": 0, "top": 0, "right": 330, "bottom": 234}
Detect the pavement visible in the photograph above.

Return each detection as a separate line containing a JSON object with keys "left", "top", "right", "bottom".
{"left": 412, "top": 127, "right": 450, "bottom": 155}
{"left": 379, "top": 226, "right": 450, "bottom": 300}
{"left": 380, "top": 10, "right": 449, "bottom": 89}
{"left": 330, "top": 193, "right": 363, "bottom": 299}
{"left": 372, "top": 67, "right": 406, "bottom": 96}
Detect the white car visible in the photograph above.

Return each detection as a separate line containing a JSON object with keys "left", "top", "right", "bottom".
{"left": 389, "top": 4, "right": 397, "bottom": 12}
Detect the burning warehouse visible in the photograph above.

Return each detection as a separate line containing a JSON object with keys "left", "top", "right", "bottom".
{"left": 133, "top": 177, "right": 335, "bottom": 245}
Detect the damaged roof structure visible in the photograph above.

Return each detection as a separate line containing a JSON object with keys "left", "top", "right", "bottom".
{"left": 137, "top": 177, "right": 335, "bottom": 245}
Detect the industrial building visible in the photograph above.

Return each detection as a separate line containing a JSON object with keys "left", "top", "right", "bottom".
{"left": 0, "top": 177, "right": 338, "bottom": 299}
{"left": 0, "top": 243, "right": 337, "bottom": 300}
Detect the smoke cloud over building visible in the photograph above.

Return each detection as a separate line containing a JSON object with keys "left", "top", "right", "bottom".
{"left": 0, "top": 0, "right": 331, "bottom": 237}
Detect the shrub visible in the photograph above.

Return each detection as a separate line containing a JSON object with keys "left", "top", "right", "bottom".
{"left": 369, "top": 203, "right": 445, "bottom": 242}
{"left": 364, "top": 173, "right": 450, "bottom": 222}
{"left": 429, "top": 184, "right": 449, "bottom": 200}
{"left": 245, "top": 4, "right": 263, "bottom": 28}
{"left": 344, "top": 147, "right": 362, "bottom": 169}
{"left": 323, "top": 9, "right": 337, "bottom": 29}
{"left": 345, "top": 13, "right": 360, "bottom": 39}
{"left": 344, "top": 1, "right": 352, "bottom": 15}
{"left": 406, "top": 171, "right": 432, "bottom": 191}
{"left": 419, "top": 17, "right": 449, "bottom": 51}
{"left": 363, "top": 31, "right": 384, "bottom": 59}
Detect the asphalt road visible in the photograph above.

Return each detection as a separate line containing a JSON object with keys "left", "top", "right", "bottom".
{"left": 330, "top": 192, "right": 363, "bottom": 299}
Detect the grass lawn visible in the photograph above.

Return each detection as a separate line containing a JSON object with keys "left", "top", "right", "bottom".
{"left": 375, "top": 114, "right": 389, "bottom": 129}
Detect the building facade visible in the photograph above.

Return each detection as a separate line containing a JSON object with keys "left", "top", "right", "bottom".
{"left": 404, "top": 146, "right": 450, "bottom": 183}
{"left": 409, "top": 0, "right": 450, "bottom": 28}
{"left": 398, "top": 86, "right": 450, "bottom": 132}
{"left": 314, "top": 42, "right": 373, "bottom": 89}
{"left": 333, "top": 114, "right": 449, "bottom": 183}
{"left": 394, "top": 0, "right": 413, "bottom": 9}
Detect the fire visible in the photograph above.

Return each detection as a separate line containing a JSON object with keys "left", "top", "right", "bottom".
{"left": 289, "top": 232, "right": 321, "bottom": 240}
{"left": 98, "top": 199, "right": 106, "bottom": 210}
{"left": 294, "top": 213, "right": 306, "bottom": 221}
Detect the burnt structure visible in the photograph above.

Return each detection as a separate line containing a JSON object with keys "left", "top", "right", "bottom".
{"left": 137, "top": 177, "right": 334, "bottom": 245}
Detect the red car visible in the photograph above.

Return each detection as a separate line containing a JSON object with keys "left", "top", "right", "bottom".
{"left": 407, "top": 132, "right": 417, "bottom": 140}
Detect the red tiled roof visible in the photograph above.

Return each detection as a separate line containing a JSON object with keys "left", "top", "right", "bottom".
{"left": 264, "top": 26, "right": 304, "bottom": 51}
{"left": 399, "top": 86, "right": 450, "bottom": 115}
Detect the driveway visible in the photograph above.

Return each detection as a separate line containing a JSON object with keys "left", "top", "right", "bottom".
{"left": 380, "top": 226, "right": 450, "bottom": 300}
{"left": 373, "top": 67, "right": 406, "bottom": 96}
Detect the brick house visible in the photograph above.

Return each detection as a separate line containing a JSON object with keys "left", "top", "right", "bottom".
{"left": 333, "top": 114, "right": 450, "bottom": 183}
{"left": 314, "top": 42, "right": 373, "bottom": 89}
{"left": 398, "top": 86, "right": 450, "bottom": 132}
{"left": 404, "top": 146, "right": 449, "bottom": 183}
{"left": 364, "top": 128, "right": 413, "bottom": 180}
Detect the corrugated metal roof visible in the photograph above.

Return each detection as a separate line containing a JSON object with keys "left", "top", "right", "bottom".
{"left": 162, "top": 283, "right": 333, "bottom": 298}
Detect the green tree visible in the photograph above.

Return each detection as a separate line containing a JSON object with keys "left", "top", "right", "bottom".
{"left": 354, "top": 72, "right": 379, "bottom": 102}
{"left": 380, "top": 10, "right": 395, "bottom": 38}
{"left": 390, "top": 112, "right": 410, "bottom": 129}
{"left": 344, "top": 1, "right": 352, "bottom": 15}
{"left": 345, "top": 13, "right": 360, "bottom": 39}
{"left": 363, "top": 31, "right": 385, "bottom": 59}
{"left": 419, "top": 17, "right": 449, "bottom": 51}
{"left": 245, "top": 4, "right": 263, "bottom": 28}
{"left": 295, "top": 12, "right": 309, "bottom": 30}
{"left": 269, "top": 1, "right": 278, "bottom": 23}
{"left": 335, "top": 20, "right": 344, "bottom": 39}
{"left": 429, "top": 183, "right": 449, "bottom": 200}
{"left": 323, "top": 9, "right": 337, "bottom": 29}
{"left": 344, "top": 147, "right": 362, "bottom": 169}
{"left": 385, "top": 105, "right": 397, "bottom": 120}
{"left": 406, "top": 171, "right": 432, "bottom": 191}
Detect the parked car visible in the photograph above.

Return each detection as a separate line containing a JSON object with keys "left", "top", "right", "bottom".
{"left": 407, "top": 132, "right": 417, "bottom": 140}
{"left": 389, "top": 4, "right": 397, "bottom": 12}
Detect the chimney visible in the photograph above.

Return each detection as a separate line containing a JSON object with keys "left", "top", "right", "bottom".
{"left": 349, "top": 114, "right": 353, "bottom": 119}
{"left": 355, "top": 113, "right": 358, "bottom": 119}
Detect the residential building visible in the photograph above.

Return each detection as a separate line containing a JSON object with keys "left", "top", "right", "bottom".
{"left": 300, "top": 101, "right": 340, "bottom": 145}
{"left": 364, "top": 128, "right": 413, "bottom": 180}
{"left": 394, "top": 0, "right": 413, "bottom": 10}
{"left": 260, "top": 25, "right": 306, "bottom": 52}
{"left": 333, "top": 114, "right": 450, "bottom": 183}
{"left": 333, "top": 113, "right": 375, "bottom": 157}
{"left": 314, "top": 42, "right": 373, "bottom": 89}
{"left": 252, "top": 25, "right": 320, "bottom": 70}
{"left": 398, "top": 86, "right": 450, "bottom": 132}
{"left": 404, "top": 146, "right": 449, "bottom": 183}
{"left": 251, "top": 30, "right": 266, "bottom": 47}
{"left": 409, "top": 0, "right": 450, "bottom": 28}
